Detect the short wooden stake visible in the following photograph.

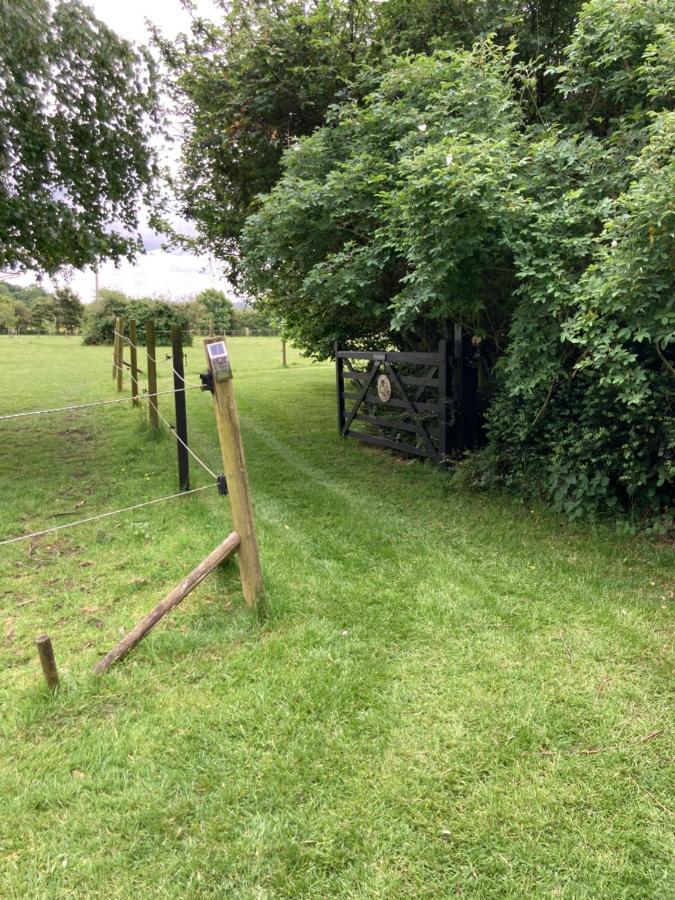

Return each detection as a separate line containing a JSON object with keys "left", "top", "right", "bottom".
{"left": 116, "top": 319, "right": 124, "bottom": 392}
{"left": 36, "top": 634, "right": 59, "bottom": 689}
{"left": 93, "top": 531, "right": 240, "bottom": 674}
{"left": 172, "top": 324, "right": 190, "bottom": 491}
{"left": 146, "top": 318, "right": 159, "bottom": 429}
{"left": 282, "top": 339, "right": 287, "bottom": 368}
{"left": 204, "top": 337, "right": 264, "bottom": 607}
{"left": 129, "top": 319, "right": 140, "bottom": 407}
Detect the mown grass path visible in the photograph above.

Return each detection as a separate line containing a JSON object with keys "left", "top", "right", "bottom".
{"left": 0, "top": 336, "right": 673, "bottom": 898}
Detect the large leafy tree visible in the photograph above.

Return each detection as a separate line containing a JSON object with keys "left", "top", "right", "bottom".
{"left": 157, "top": 0, "right": 375, "bottom": 283}
{"left": 0, "top": 0, "right": 159, "bottom": 276}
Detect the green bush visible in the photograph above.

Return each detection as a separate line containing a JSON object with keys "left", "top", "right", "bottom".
{"left": 82, "top": 290, "right": 192, "bottom": 346}
{"left": 240, "top": 0, "right": 674, "bottom": 527}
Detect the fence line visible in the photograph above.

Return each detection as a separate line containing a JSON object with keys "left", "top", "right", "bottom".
{"left": 0, "top": 484, "right": 215, "bottom": 547}
{"left": 153, "top": 405, "right": 218, "bottom": 479}
{"left": 0, "top": 385, "right": 202, "bottom": 422}
{"left": 115, "top": 331, "right": 202, "bottom": 390}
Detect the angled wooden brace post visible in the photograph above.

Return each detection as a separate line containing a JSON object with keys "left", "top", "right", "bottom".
{"left": 204, "top": 337, "right": 264, "bottom": 607}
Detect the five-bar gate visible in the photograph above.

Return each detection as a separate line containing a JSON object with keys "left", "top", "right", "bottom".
{"left": 335, "top": 327, "right": 479, "bottom": 465}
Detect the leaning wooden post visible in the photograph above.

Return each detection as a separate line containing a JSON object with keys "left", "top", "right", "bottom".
{"left": 172, "top": 324, "right": 190, "bottom": 491}
{"left": 36, "top": 634, "right": 59, "bottom": 689}
{"left": 93, "top": 531, "right": 240, "bottom": 674}
{"left": 129, "top": 318, "right": 140, "bottom": 407}
{"left": 146, "top": 319, "right": 159, "bottom": 430}
{"left": 204, "top": 337, "right": 264, "bottom": 607}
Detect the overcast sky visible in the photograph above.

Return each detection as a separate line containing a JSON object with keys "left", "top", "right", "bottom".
{"left": 18, "top": 0, "right": 228, "bottom": 303}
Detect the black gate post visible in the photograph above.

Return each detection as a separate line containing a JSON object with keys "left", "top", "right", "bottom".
{"left": 452, "top": 324, "right": 479, "bottom": 451}
{"left": 335, "top": 341, "right": 345, "bottom": 435}
{"left": 438, "top": 338, "right": 451, "bottom": 466}
{"left": 171, "top": 323, "right": 190, "bottom": 491}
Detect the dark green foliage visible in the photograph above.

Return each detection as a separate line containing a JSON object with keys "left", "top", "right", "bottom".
{"left": 156, "top": 0, "right": 374, "bottom": 283}
{"left": 53, "top": 286, "right": 84, "bottom": 334}
{"left": 195, "top": 288, "right": 234, "bottom": 334}
{"left": 240, "top": 45, "right": 528, "bottom": 358}
{"left": 82, "top": 290, "right": 192, "bottom": 346}
{"left": 0, "top": 283, "right": 57, "bottom": 333}
{"left": 231, "top": 306, "right": 278, "bottom": 336}
{"left": 240, "top": 0, "right": 674, "bottom": 526}
{"left": 0, "top": 0, "right": 159, "bottom": 276}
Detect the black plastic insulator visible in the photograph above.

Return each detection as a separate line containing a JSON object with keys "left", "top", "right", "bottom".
{"left": 200, "top": 370, "right": 214, "bottom": 393}
{"left": 217, "top": 474, "right": 228, "bottom": 496}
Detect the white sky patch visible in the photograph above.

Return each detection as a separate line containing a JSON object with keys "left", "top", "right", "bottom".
{"left": 15, "top": 0, "right": 228, "bottom": 303}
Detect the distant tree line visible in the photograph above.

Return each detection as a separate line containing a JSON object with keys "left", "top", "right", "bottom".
{"left": 82, "top": 289, "right": 277, "bottom": 345}
{"left": 0, "top": 283, "right": 83, "bottom": 335}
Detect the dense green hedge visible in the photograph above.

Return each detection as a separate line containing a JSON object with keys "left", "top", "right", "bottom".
{"left": 240, "top": 0, "right": 674, "bottom": 529}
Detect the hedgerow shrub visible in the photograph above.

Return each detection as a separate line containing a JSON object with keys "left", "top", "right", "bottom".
{"left": 82, "top": 290, "right": 192, "bottom": 346}
{"left": 240, "top": 0, "right": 674, "bottom": 527}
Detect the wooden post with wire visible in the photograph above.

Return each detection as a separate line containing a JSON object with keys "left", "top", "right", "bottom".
{"left": 36, "top": 634, "right": 59, "bottom": 689}
{"left": 129, "top": 319, "right": 140, "bottom": 407}
{"left": 146, "top": 319, "right": 158, "bottom": 429}
{"left": 172, "top": 324, "right": 190, "bottom": 491}
{"left": 204, "top": 337, "right": 264, "bottom": 607}
{"left": 112, "top": 321, "right": 118, "bottom": 379}
{"left": 116, "top": 318, "right": 124, "bottom": 392}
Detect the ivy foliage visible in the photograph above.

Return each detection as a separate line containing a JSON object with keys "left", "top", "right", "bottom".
{"left": 240, "top": 0, "right": 674, "bottom": 525}
{"left": 0, "top": 0, "right": 159, "bottom": 275}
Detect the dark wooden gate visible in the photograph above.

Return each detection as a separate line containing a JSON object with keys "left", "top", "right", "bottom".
{"left": 336, "top": 326, "right": 478, "bottom": 465}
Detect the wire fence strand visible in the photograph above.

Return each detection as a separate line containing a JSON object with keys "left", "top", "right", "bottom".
{"left": 0, "top": 484, "right": 215, "bottom": 547}
{"left": 153, "top": 406, "right": 218, "bottom": 479}
{"left": 0, "top": 385, "right": 202, "bottom": 422}
{"left": 116, "top": 331, "right": 203, "bottom": 390}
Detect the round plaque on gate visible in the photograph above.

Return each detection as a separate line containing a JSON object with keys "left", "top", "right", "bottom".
{"left": 377, "top": 373, "right": 392, "bottom": 403}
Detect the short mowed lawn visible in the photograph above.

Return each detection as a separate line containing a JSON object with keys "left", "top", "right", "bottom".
{"left": 0, "top": 335, "right": 673, "bottom": 898}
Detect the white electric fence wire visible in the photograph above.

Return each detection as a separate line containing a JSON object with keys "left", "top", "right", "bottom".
{"left": 0, "top": 484, "right": 215, "bottom": 547}
{"left": 0, "top": 385, "right": 202, "bottom": 422}
{"left": 153, "top": 405, "right": 218, "bottom": 480}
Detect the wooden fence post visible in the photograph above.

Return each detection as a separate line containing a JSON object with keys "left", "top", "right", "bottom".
{"left": 281, "top": 339, "right": 287, "bottom": 368}
{"left": 204, "top": 337, "right": 263, "bottom": 607}
{"left": 129, "top": 319, "right": 140, "bottom": 407}
{"left": 438, "top": 338, "right": 452, "bottom": 466}
{"left": 116, "top": 318, "right": 124, "bottom": 393}
{"left": 146, "top": 319, "right": 158, "bottom": 430}
{"left": 112, "top": 318, "right": 119, "bottom": 379}
{"left": 172, "top": 324, "right": 190, "bottom": 491}
{"left": 36, "top": 634, "right": 59, "bottom": 689}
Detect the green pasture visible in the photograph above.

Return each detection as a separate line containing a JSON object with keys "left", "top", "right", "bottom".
{"left": 0, "top": 335, "right": 672, "bottom": 898}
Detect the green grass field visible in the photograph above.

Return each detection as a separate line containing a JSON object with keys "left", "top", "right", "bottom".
{"left": 0, "top": 335, "right": 673, "bottom": 898}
